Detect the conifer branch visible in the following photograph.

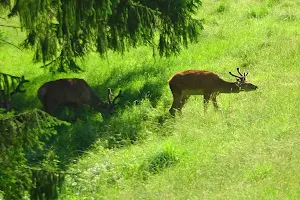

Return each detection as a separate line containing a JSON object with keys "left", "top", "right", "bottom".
{"left": 0, "top": 24, "right": 21, "bottom": 28}
{"left": 39, "top": 55, "right": 62, "bottom": 68}
{"left": 3, "top": 0, "right": 202, "bottom": 72}
{"left": 0, "top": 38, "right": 23, "bottom": 50}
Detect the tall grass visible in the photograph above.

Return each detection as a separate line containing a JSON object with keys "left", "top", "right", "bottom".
{"left": 1, "top": 0, "right": 300, "bottom": 199}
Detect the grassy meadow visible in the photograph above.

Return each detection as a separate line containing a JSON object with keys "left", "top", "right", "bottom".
{"left": 1, "top": 0, "right": 300, "bottom": 199}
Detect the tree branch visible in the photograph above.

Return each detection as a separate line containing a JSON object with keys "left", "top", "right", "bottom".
{"left": 0, "top": 24, "right": 21, "bottom": 28}
{"left": 40, "top": 55, "right": 62, "bottom": 68}
{"left": 0, "top": 39, "right": 23, "bottom": 50}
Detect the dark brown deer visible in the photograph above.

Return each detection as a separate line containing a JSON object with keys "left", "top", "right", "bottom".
{"left": 168, "top": 68, "right": 258, "bottom": 115}
{"left": 38, "top": 78, "right": 122, "bottom": 117}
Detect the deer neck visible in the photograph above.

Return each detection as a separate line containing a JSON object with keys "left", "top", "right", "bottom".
{"left": 218, "top": 80, "right": 240, "bottom": 93}
{"left": 90, "top": 92, "right": 111, "bottom": 117}
{"left": 89, "top": 90, "right": 107, "bottom": 108}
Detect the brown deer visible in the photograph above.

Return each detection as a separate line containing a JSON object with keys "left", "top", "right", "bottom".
{"left": 38, "top": 78, "right": 122, "bottom": 117}
{"left": 168, "top": 68, "right": 258, "bottom": 115}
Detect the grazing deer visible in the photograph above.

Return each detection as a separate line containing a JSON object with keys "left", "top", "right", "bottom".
{"left": 38, "top": 78, "right": 122, "bottom": 117}
{"left": 168, "top": 68, "right": 258, "bottom": 115}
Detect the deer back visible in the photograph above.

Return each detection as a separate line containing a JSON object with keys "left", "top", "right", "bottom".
{"left": 38, "top": 78, "right": 101, "bottom": 106}
{"left": 168, "top": 70, "right": 224, "bottom": 93}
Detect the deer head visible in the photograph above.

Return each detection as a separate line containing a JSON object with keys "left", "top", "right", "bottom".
{"left": 99, "top": 88, "right": 122, "bottom": 116}
{"left": 229, "top": 68, "right": 258, "bottom": 91}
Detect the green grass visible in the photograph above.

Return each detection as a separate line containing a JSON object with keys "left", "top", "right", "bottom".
{"left": 1, "top": 0, "right": 300, "bottom": 199}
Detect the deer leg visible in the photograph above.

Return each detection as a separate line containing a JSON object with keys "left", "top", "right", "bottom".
{"left": 211, "top": 93, "right": 219, "bottom": 111}
{"left": 169, "top": 92, "right": 182, "bottom": 116}
{"left": 203, "top": 93, "right": 211, "bottom": 112}
{"left": 44, "top": 100, "right": 58, "bottom": 116}
{"left": 179, "top": 95, "right": 190, "bottom": 111}
{"left": 4, "top": 99, "right": 13, "bottom": 111}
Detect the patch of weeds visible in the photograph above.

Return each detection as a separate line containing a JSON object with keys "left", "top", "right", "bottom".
{"left": 245, "top": 163, "right": 273, "bottom": 183}
{"left": 100, "top": 104, "right": 149, "bottom": 148}
{"left": 248, "top": 6, "right": 269, "bottom": 19}
{"left": 51, "top": 112, "right": 105, "bottom": 164}
{"left": 267, "top": 0, "right": 280, "bottom": 7}
{"left": 64, "top": 159, "right": 122, "bottom": 198}
{"left": 229, "top": 44, "right": 259, "bottom": 68}
{"left": 216, "top": 1, "right": 229, "bottom": 13}
{"left": 139, "top": 144, "right": 180, "bottom": 179}
{"left": 102, "top": 100, "right": 170, "bottom": 148}
{"left": 277, "top": 13, "right": 297, "bottom": 21}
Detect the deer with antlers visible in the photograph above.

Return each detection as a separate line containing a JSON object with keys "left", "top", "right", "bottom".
{"left": 168, "top": 68, "right": 258, "bottom": 115}
{"left": 38, "top": 78, "right": 122, "bottom": 117}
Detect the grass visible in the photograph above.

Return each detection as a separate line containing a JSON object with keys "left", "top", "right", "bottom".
{"left": 1, "top": 0, "right": 300, "bottom": 199}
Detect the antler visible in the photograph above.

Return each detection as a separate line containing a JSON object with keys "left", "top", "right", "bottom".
{"left": 111, "top": 90, "right": 122, "bottom": 107}
{"left": 107, "top": 88, "right": 122, "bottom": 108}
{"left": 229, "top": 67, "right": 249, "bottom": 79}
{"left": 236, "top": 68, "right": 244, "bottom": 77}
{"left": 107, "top": 88, "right": 113, "bottom": 106}
{"left": 229, "top": 71, "right": 242, "bottom": 79}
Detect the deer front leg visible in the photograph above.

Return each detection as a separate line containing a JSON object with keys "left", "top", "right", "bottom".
{"left": 44, "top": 99, "right": 58, "bottom": 116}
{"left": 169, "top": 92, "right": 182, "bottom": 116}
{"left": 211, "top": 93, "right": 219, "bottom": 111}
{"left": 179, "top": 95, "right": 190, "bottom": 111}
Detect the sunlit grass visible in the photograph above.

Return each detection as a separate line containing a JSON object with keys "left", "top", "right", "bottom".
{"left": 1, "top": 0, "right": 300, "bottom": 199}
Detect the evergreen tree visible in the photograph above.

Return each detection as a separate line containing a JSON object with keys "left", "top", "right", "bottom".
{"left": 0, "top": 109, "right": 68, "bottom": 199}
{"left": 0, "top": 0, "right": 203, "bottom": 71}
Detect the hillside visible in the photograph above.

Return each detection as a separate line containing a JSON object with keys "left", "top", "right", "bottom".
{"left": 1, "top": 0, "right": 300, "bottom": 199}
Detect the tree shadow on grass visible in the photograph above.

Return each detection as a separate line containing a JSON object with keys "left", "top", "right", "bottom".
{"left": 17, "top": 62, "right": 173, "bottom": 168}
{"left": 95, "top": 63, "right": 170, "bottom": 108}
{"left": 12, "top": 62, "right": 171, "bottom": 112}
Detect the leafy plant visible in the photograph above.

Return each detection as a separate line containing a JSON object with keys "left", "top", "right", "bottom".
{"left": 139, "top": 144, "right": 180, "bottom": 179}
{"left": 0, "top": 109, "right": 69, "bottom": 199}
{"left": 216, "top": 1, "right": 228, "bottom": 13}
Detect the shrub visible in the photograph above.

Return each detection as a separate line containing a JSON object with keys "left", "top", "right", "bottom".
{"left": 139, "top": 144, "right": 180, "bottom": 179}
